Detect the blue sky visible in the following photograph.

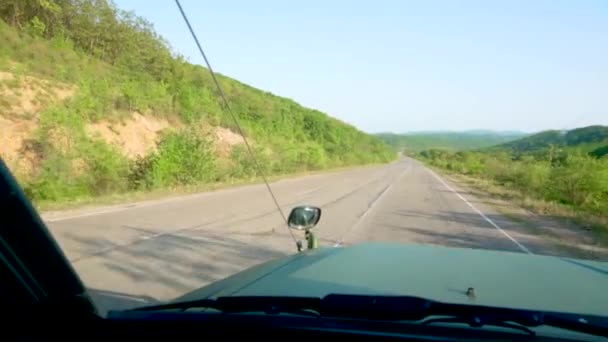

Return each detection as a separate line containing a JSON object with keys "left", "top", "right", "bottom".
{"left": 115, "top": 0, "right": 607, "bottom": 133}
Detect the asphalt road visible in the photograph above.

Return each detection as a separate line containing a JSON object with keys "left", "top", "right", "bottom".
{"left": 45, "top": 158, "right": 566, "bottom": 312}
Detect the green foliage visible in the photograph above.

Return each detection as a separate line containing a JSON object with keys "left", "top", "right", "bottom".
{"left": 416, "top": 126, "right": 608, "bottom": 217}
{"left": 23, "top": 143, "right": 130, "bottom": 201}
{"left": 376, "top": 132, "right": 526, "bottom": 152}
{"left": 546, "top": 152, "right": 608, "bottom": 213}
{"left": 227, "top": 145, "right": 258, "bottom": 178}
{"left": 495, "top": 126, "right": 608, "bottom": 155}
{"left": 24, "top": 105, "right": 131, "bottom": 201}
{"left": 1, "top": 1, "right": 395, "bottom": 203}
{"left": 142, "top": 131, "right": 217, "bottom": 188}
{"left": 590, "top": 145, "right": 608, "bottom": 159}
{"left": 24, "top": 153, "right": 81, "bottom": 201}
{"left": 418, "top": 148, "right": 608, "bottom": 216}
{"left": 26, "top": 16, "right": 46, "bottom": 37}
{"left": 80, "top": 139, "right": 131, "bottom": 195}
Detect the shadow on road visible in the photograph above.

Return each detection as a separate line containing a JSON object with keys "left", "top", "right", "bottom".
{"left": 380, "top": 209, "right": 608, "bottom": 261}
{"left": 64, "top": 230, "right": 291, "bottom": 302}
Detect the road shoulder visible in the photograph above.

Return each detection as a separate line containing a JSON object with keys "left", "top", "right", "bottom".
{"left": 439, "top": 171, "right": 608, "bottom": 261}
{"left": 41, "top": 163, "right": 391, "bottom": 222}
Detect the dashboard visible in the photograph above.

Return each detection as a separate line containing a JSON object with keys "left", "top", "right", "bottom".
{"left": 16, "top": 309, "right": 598, "bottom": 341}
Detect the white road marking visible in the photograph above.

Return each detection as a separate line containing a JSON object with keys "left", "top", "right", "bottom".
{"left": 427, "top": 169, "right": 532, "bottom": 254}
{"left": 44, "top": 207, "right": 131, "bottom": 222}
{"left": 334, "top": 165, "right": 409, "bottom": 247}
{"left": 43, "top": 190, "right": 222, "bottom": 222}
{"left": 44, "top": 172, "right": 352, "bottom": 222}
{"left": 297, "top": 186, "right": 324, "bottom": 197}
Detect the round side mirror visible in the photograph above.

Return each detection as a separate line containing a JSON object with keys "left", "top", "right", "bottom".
{"left": 288, "top": 206, "right": 321, "bottom": 231}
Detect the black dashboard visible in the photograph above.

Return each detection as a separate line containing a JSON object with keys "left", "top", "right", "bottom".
{"left": 13, "top": 308, "right": 600, "bottom": 342}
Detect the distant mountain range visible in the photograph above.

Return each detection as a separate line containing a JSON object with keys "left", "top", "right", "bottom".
{"left": 375, "top": 130, "right": 527, "bottom": 152}
{"left": 376, "top": 126, "right": 608, "bottom": 157}
{"left": 391, "top": 129, "right": 528, "bottom": 136}
{"left": 493, "top": 125, "right": 608, "bottom": 157}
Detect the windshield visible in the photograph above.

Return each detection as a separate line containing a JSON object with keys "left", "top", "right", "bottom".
{"left": 1, "top": 0, "right": 607, "bottom": 324}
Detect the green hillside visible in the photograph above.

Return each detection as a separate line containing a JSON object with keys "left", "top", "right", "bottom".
{"left": 417, "top": 125, "right": 608, "bottom": 220}
{"left": 0, "top": 1, "right": 394, "bottom": 203}
{"left": 495, "top": 125, "right": 608, "bottom": 155}
{"left": 376, "top": 131, "right": 526, "bottom": 152}
{"left": 591, "top": 145, "right": 608, "bottom": 158}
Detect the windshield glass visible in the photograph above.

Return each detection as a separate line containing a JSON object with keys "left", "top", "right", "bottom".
{"left": 1, "top": 0, "right": 607, "bottom": 322}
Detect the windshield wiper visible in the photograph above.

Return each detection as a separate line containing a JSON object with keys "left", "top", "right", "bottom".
{"left": 130, "top": 294, "right": 608, "bottom": 337}
{"left": 321, "top": 294, "right": 608, "bottom": 338}
{"left": 131, "top": 296, "right": 321, "bottom": 317}
{"left": 422, "top": 315, "right": 537, "bottom": 336}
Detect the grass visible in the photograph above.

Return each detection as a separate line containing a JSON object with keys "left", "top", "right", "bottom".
{"left": 1, "top": 14, "right": 396, "bottom": 207}
{"left": 0, "top": 97, "right": 11, "bottom": 110}
{"left": 3, "top": 76, "right": 20, "bottom": 89}
{"left": 36, "top": 162, "right": 382, "bottom": 212}
{"left": 433, "top": 166, "right": 608, "bottom": 244}
{"left": 20, "top": 111, "right": 35, "bottom": 120}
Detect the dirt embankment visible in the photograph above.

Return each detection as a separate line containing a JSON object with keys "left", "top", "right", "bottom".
{"left": 0, "top": 71, "right": 74, "bottom": 174}
{"left": 1, "top": 70, "right": 244, "bottom": 176}
{"left": 87, "top": 112, "right": 171, "bottom": 159}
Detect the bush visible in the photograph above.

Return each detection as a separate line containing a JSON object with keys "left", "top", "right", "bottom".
{"left": 140, "top": 130, "right": 217, "bottom": 188}
{"left": 2, "top": 8, "right": 397, "bottom": 205}
{"left": 80, "top": 140, "right": 130, "bottom": 195}
{"left": 418, "top": 148, "right": 608, "bottom": 217}
{"left": 547, "top": 153, "right": 608, "bottom": 213}
{"left": 23, "top": 140, "right": 129, "bottom": 200}
{"left": 24, "top": 152, "right": 89, "bottom": 201}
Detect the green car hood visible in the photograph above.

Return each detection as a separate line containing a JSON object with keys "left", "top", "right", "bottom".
{"left": 175, "top": 242, "right": 608, "bottom": 316}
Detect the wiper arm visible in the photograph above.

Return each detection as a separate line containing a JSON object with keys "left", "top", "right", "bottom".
{"left": 324, "top": 294, "right": 608, "bottom": 337}
{"left": 421, "top": 309, "right": 608, "bottom": 338}
{"left": 542, "top": 312, "right": 608, "bottom": 339}
{"left": 132, "top": 294, "right": 608, "bottom": 337}
{"left": 135, "top": 294, "right": 431, "bottom": 320}
{"left": 131, "top": 296, "right": 321, "bottom": 317}
{"left": 422, "top": 316, "right": 536, "bottom": 336}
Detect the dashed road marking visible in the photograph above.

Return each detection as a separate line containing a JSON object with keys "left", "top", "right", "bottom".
{"left": 334, "top": 164, "right": 410, "bottom": 247}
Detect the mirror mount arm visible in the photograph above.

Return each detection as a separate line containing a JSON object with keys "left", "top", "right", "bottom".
{"left": 305, "top": 230, "right": 318, "bottom": 250}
